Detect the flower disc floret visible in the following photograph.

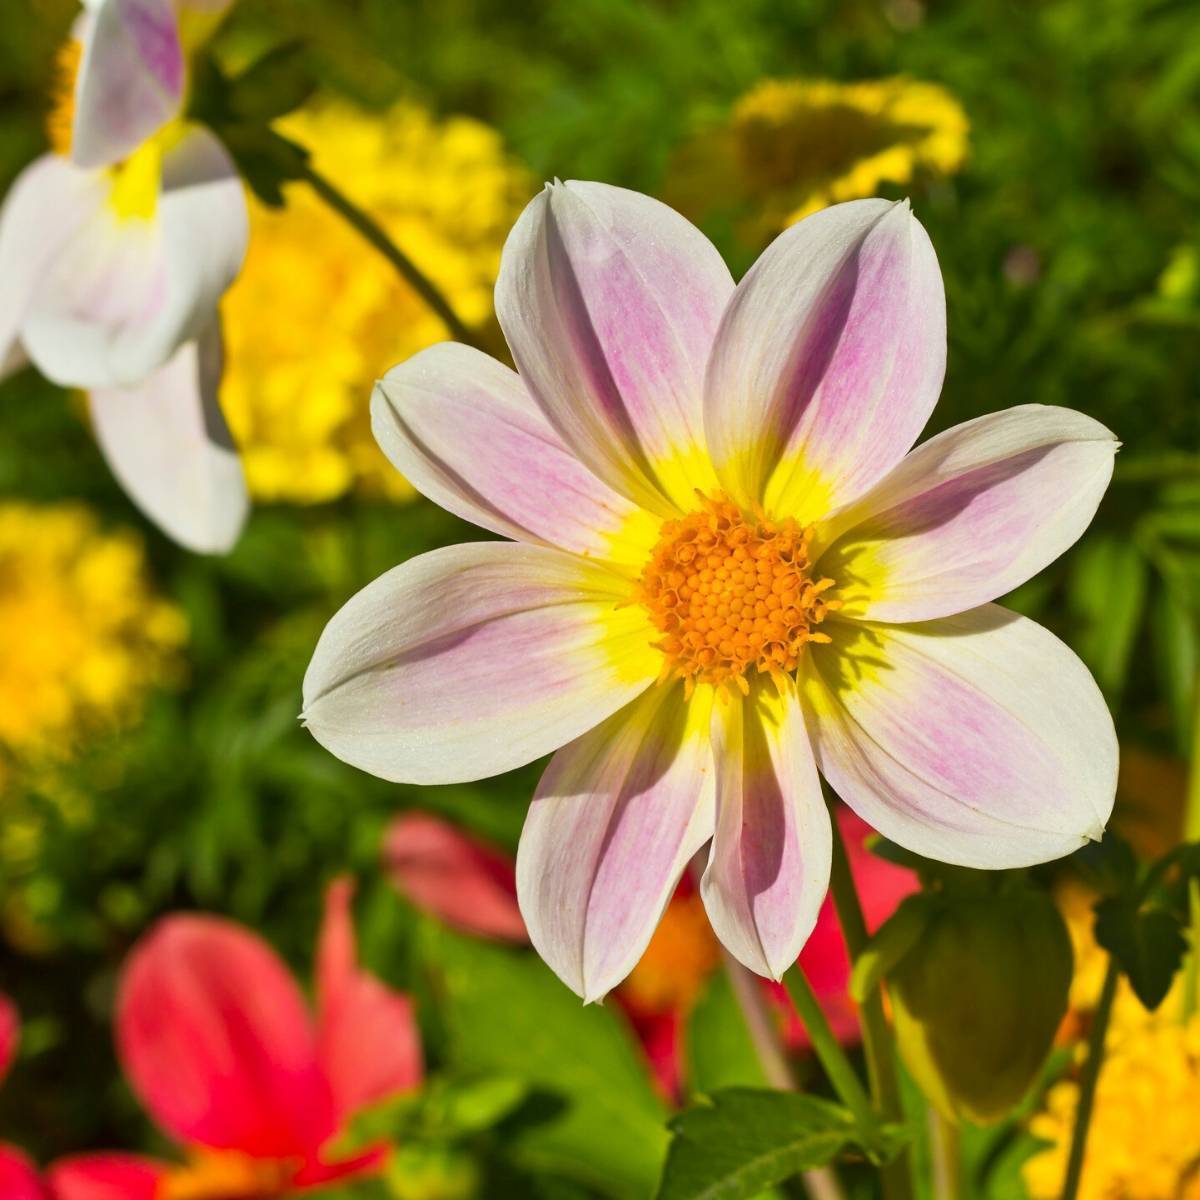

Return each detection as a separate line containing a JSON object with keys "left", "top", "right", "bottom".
{"left": 635, "top": 491, "right": 838, "bottom": 696}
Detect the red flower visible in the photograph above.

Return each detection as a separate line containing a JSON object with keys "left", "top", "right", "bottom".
{"left": 0, "top": 880, "right": 422, "bottom": 1198}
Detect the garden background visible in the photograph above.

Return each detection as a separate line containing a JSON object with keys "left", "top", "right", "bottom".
{"left": 1, "top": 0, "right": 1199, "bottom": 1196}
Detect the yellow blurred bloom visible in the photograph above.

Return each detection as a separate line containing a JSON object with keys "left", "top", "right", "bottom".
{"left": 1025, "top": 880, "right": 1200, "bottom": 1199}
{"left": 665, "top": 76, "right": 969, "bottom": 246}
{"left": 0, "top": 502, "right": 186, "bottom": 765}
{"left": 220, "top": 100, "right": 533, "bottom": 504}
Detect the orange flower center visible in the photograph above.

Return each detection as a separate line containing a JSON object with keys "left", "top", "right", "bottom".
{"left": 623, "top": 891, "right": 720, "bottom": 1013}
{"left": 47, "top": 39, "right": 81, "bottom": 156}
{"left": 635, "top": 491, "right": 838, "bottom": 696}
{"left": 159, "top": 1150, "right": 295, "bottom": 1200}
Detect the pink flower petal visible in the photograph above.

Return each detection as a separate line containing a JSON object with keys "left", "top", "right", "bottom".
{"left": 316, "top": 878, "right": 423, "bottom": 1125}
{"left": 495, "top": 181, "right": 734, "bottom": 514}
{"left": 302, "top": 542, "right": 659, "bottom": 785}
{"left": 804, "top": 606, "right": 1117, "bottom": 869}
{"left": 43, "top": 1155, "right": 164, "bottom": 1200}
{"left": 0, "top": 993, "right": 18, "bottom": 1083}
{"left": 383, "top": 813, "right": 527, "bottom": 943}
{"left": 23, "top": 126, "right": 248, "bottom": 390}
{"left": 89, "top": 322, "right": 248, "bottom": 554}
{"left": 701, "top": 686, "right": 832, "bottom": 980}
{"left": 116, "top": 914, "right": 336, "bottom": 1159}
{"left": 704, "top": 199, "right": 945, "bottom": 522}
{"left": 0, "top": 1145, "right": 46, "bottom": 1200}
{"left": 72, "top": 0, "right": 185, "bottom": 169}
{"left": 819, "top": 405, "right": 1118, "bottom": 622}
{"left": 372, "top": 342, "right": 657, "bottom": 568}
{"left": 516, "top": 685, "right": 716, "bottom": 1002}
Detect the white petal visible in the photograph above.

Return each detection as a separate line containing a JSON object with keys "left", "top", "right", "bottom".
{"left": 302, "top": 543, "right": 659, "bottom": 785}
{"left": 702, "top": 686, "right": 831, "bottom": 978}
{"left": 803, "top": 607, "right": 1118, "bottom": 869}
{"left": 89, "top": 321, "right": 248, "bottom": 554}
{"left": 518, "top": 685, "right": 715, "bottom": 1002}
{"left": 819, "top": 405, "right": 1118, "bottom": 621}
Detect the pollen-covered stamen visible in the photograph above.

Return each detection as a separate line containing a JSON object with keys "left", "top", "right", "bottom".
{"left": 47, "top": 39, "right": 81, "bottom": 157}
{"left": 634, "top": 490, "right": 839, "bottom": 696}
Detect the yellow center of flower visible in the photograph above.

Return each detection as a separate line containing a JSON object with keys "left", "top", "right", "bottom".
{"left": 160, "top": 1150, "right": 294, "bottom": 1200}
{"left": 635, "top": 491, "right": 838, "bottom": 697}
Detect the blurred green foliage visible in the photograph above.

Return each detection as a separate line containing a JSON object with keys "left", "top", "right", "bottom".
{"left": 1, "top": 0, "right": 1199, "bottom": 1196}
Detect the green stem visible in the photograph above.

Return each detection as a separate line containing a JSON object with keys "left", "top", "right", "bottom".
{"left": 827, "top": 806, "right": 913, "bottom": 1200}
{"left": 1061, "top": 957, "right": 1118, "bottom": 1200}
{"left": 783, "top": 965, "right": 878, "bottom": 1138}
{"left": 296, "top": 160, "right": 483, "bottom": 350}
{"left": 928, "top": 1107, "right": 960, "bottom": 1200}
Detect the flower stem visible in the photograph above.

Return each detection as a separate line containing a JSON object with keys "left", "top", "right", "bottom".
{"left": 296, "top": 160, "right": 483, "bottom": 351}
{"left": 928, "top": 1107, "right": 960, "bottom": 1200}
{"left": 826, "top": 806, "right": 913, "bottom": 1200}
{"left": 717, "top": 947, "right": 847, "bottom": 1200}
{"left": 1061, "top": 956, "right": 1118, "bottom": 1200}
{"left": 783, "top": 965, "right": 878, "bottom": 1137}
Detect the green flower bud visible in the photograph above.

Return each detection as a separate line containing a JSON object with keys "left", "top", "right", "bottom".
{"left": 386, "top": 1143, "right": 480, "bottom": 1200}
{"left": 885, "top": 885, "right": 1072, "bottom": 1125}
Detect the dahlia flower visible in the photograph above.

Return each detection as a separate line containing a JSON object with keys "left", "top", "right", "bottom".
{"left": 0, "top": 0, "right": 248, "bottom": 552}
{"left": 304, "top": 184, "right": 1118, "bottom": 1001}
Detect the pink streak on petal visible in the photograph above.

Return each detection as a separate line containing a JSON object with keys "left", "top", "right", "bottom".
{"left": 116, "top": 914, "right": 337, "bottom": 1159}
{"left": 384, "top": 813, "right": 528, "bottom": 943}
{"left": 372, "top": 344, "right": 648, "bottom": 565}
{"left": 517, "top": 686, "right": 716, "bottom": 1002}
{"left": 316, "top": 879, "right": 423, "bottom": 1126}
{"left": 291, "top": 1144, "right": 390, "bottom": 1190}
{"left": 43, "top": 1155, "right": 165, "bottom": 1200}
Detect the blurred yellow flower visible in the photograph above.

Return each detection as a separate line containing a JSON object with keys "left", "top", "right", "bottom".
{"left": 665, "top": 77, "right": 968, "bottom": 246}
{"left": 0, "top": 502, "right": 186, "bottom": 765}
{"left": 219, "top": 100, "right": 533, "bottom": 504}
{"left": 1025, "top": 881, "right": 1200, "bottom": 1199}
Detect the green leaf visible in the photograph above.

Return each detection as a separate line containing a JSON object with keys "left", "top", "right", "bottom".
{"left": 1093, "top": 896, "right": 1188, "bottom": 1009}
{"left": 227, "top": 41, "right": 318, "bottom": 122}
{"left": 1066, "top": 535, "right": 1148, "bottom": 700}
{"left": 686, "top": 969, "right": 770, "bottom": 1094}
{"left": 656, "top": 1090, "right": 877, "bottom": 1200}
{"left": 421, "top": 928, "right": 668, "bottom": 1197}
{"left": 1071, "top": 832, "right": 1139, "bottom": 897}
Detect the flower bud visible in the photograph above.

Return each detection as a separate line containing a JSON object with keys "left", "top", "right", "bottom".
{"left": 885, "top": 885, "right": 1072, "bottom": 1124}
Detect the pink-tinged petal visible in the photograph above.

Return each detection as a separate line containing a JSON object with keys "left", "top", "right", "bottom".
{"left": 819, "top": 405, "right": 1119, "bottom": 622}
{"left": 316, "top": 878, "right": 423, "bottom": 1124}
{"left": 495, "top": 181, "right": 733, "bottom": 514}
{"left": 89, "top": 323, "right": 248, "bottom": 554}
{"left": 302, "top": 542, "right": 658, "bottom": 785}
{"left": 804, "top": 606, "right": 1117, "bottom": 869}
{"left": 69, "top": 0, "right": 233, "bottom": 165}
{"left": 117, "top": 914, "right": 336, "bottom": 1159}
{"left": 0, "top": 993, "right": 18, "bottom": 1083}
{"left": 701, "top": 686, "right": 832, "bottom": 980}
{"left": 372, "top": 343, "right": 658, "bottom": 568}
{"left": 291, "top": 1145, "right": 388, "bottom": 1189}
{"left": 787, "top": 807, "right": 918, "bottom": 1048}
{"left": 517, "top": 685, "right": 716, "bottom": 1002}
{"left": 43, "top": 1155, "right": 164, "bottom": 1200}
{"left": 24, "top": 126, "right": 248, "bottom": 390}
{"left": 384, "top": 813, "right": 527, "bottom": 943}
{"left": 0, "top": 1146, "right": 45, "bottom": 1200}
{"left": 705, "top": 199, "right": 945, "bottom": 521}
{"left": 0, "top": 156, "right": 100, "bottom": 369}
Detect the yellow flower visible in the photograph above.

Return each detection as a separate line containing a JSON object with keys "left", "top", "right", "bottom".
{"left": 219, "top": 100, "right": 533, "bottom": 504}
{"left": 0, "top": 502, "right": 186, "bottom": 766}
{"left": 1025, "top": 881, "right": 1200, "bottom": 1199}
{"left": 665, "top": 77, "right": 969, "bottom": 246}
